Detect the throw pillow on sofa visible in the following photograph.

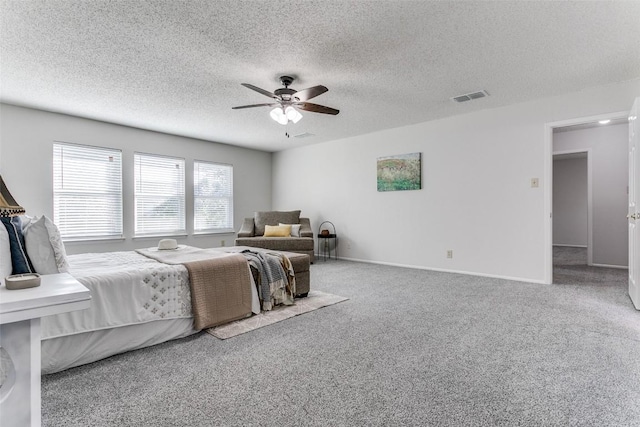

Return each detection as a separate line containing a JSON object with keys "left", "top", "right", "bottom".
{"left": 263, "top": 224, "right": 292, "bottom": 237}
{"left": 279, "top": 223, "right": 301, "bottom": 237}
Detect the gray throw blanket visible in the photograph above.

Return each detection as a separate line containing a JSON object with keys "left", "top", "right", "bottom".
{"left": 241, "top": 250, "right": 292, "bottom": 311}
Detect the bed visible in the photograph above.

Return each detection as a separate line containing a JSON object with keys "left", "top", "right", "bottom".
{"left": 2, "top": 215, "right": 303, "bottom": 374}
{"left": 41, "top": 249, "right": 266, "bottom": 374}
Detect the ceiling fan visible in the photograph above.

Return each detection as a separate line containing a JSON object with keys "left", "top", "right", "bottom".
{"left": 232, "top": 76, "right": 339, "bottom": 125}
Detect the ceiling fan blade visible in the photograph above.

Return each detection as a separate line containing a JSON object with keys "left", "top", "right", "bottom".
{"left": 295, "top": 102, "right": 339, "bottom": 115}
{"left": 241, "top": 83, "right": 278, "bottom": 99}
{"left": 232, "top": 103, "right": 279, "bottom": 110}
{"left": 293, "top": 85, "right": 328, "bottom": 102}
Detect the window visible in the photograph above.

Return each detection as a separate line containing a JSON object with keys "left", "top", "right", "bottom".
{"left": 53, "top": 142, "right": 123, "bottom": 240}
{"left": 194, "top": 161, "right": 233, "bottom": 233}
{"left": 134, "top": 153, "right": 185, "bottom": 236}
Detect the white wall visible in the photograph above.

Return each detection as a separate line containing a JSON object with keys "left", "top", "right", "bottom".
{"left": 554, "top": 123, "right": 629, "bottom": 267}
{"left": 553, "top": 156, "right": 588, "bottom": 247}
{"left": 0, "top": 104, "right": 272, "bottom": 254}
{"left": 273, "top": 79, "right": 640, "bottom": 283}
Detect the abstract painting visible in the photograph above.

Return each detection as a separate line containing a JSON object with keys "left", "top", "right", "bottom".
{"left": 377, "top": 152, "right": 421, "bottom": 192}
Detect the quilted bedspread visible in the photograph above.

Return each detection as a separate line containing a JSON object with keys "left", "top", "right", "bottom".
{"left": 137, "top": 246, "right": 253, "bottom": 330}
{"left": 42, "top": 251, "right": 192, "bottom": 339}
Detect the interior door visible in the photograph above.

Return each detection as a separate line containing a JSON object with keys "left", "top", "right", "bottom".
{"left": 629, "top": 97, "right": 639, "bottom": 310}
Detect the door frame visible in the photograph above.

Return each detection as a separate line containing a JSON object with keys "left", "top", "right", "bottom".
{"left": 552, "top": 149, "right": 593, "bottom": 265}
{"left": 543, "top": 111, "right": 629, "bottom": 284}
{"left": 629, "top": 98, "right": 639, "bottom": 309}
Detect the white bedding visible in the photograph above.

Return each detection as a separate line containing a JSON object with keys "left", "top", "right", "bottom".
{"left": 42, "top": 251, "right": 192, "bottom": 339}
{"left": 41, "top": 249, "right": 260, "bottom": 373}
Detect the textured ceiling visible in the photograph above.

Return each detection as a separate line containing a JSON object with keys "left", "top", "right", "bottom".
{"left": 1, "top": 1, "right": 639, "bottom": 152}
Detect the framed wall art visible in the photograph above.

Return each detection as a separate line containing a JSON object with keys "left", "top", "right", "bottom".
{"left": 377, "top": 152, "right": 421, "bottom": 192}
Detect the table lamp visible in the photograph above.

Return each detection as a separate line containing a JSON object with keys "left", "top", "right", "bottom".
{"left": 0, "top": 175, "right": 26, "bottom": 217}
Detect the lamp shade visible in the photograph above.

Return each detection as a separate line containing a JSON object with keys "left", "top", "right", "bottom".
{"left": 0, "top": 176, "right": 26, "bottom": 217}
{"left": 270, "top": 107, "right": 288, "bottom": 125}
{"left": 284, "top": 106, "right": 303, "bottom": 124}
{"left": 270, "top": 106, "right": 303, "bottom": 125}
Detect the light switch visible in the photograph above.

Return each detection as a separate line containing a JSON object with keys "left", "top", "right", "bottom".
{"left": 531, "top": 178, "right": 539, "bottom": 188}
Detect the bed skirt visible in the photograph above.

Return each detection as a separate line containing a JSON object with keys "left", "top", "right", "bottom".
{"left": 42, "top": 318, "right": 198, "bottom": 374}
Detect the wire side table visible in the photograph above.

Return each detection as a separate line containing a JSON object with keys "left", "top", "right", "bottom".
{"left": 317, "top": 221, "right": 337, "bottom": 261}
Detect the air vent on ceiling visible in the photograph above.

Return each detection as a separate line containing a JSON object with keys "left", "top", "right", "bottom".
{"left": 451, "top": 90, "right": 490, "bottom": 103}
{"left": 294, "top": 132, "right": 315, "bottom": 138}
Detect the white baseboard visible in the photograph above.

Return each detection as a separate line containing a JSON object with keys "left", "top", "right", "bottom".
{"left": 553, "top": 244, "right": 587, "bottom": 248}
{"left": 590, "top": 263, "right": 628, "bottom": 270}
{"left": 333, "top": 256, "right": 547, "bottom": 285}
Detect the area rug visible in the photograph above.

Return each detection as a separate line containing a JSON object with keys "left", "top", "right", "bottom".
{"left": 206, "top": 290, "right": 348, "bottom": 339}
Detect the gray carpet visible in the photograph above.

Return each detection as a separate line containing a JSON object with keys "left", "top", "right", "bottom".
{"left": 42, "top": 251, "right": 640, "bottom": 426}
{"left": 207, "top": 290, "right": 348, "bottom": 339}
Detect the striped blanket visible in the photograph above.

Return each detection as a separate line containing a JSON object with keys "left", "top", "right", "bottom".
{"left": 240, "top": 250, "right": 295, "bottom": 311}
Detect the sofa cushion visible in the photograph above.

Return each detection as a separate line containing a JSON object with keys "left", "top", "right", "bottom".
{"left": 279, "top": 251, "right": 310, "bottom": 274}
{"left": 227, "top": 245, "right": 309, "bottom": 271}
{"left": 254, "top": 210, "right": 301, "bottom": 236}
{"left": 234, "top": 237, "right": 314, "bottom": 252}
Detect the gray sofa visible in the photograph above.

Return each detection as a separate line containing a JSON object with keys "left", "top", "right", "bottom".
{"left": 235, "top": 210, "right": 315, "bottom": 262}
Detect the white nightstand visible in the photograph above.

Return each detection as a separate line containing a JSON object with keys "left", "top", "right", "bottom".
{"left": 0, "top": 273, "right": 91, "bottom": 427}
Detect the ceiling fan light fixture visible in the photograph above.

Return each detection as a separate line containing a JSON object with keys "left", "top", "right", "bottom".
{"left": 285, "top": 106, "right": 303, "bottom": 123}
{"left": 235, "top": 77, "right": 338, "bottom": 124}
{"left": 270, "top": 107, "right": 288, "bottom": 125}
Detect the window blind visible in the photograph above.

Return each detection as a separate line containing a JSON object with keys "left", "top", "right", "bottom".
{"left": 53, "top": 142, "right": 123, "bottom": 240}
{"left": 134, "top": 153, "right": 185, "bottom": 236}
{"left": 194, "top": 161, "right": 234, "bottom": 233}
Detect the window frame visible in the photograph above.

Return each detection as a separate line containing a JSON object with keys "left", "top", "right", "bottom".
{"left": 133, "top": 152, "right": 186, "bottom": 237}
{"left": 193, "top": 160, "right": 234, "bottom": 234}
{"left": 52, "top": 141, "right": 123, "bottom": 241}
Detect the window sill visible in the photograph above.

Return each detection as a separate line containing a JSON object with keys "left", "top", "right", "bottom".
{"left": 63, "top": 237, "right": 126, "bottom": 244}
{"left": 133, "top": 233, "right": 188, "bottom": 240}
{"left": 193, "top": 230, "right": 236, "bottom": 236}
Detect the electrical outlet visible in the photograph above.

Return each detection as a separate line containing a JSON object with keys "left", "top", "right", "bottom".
{"left": 531, "top": 178, "right": 539, "bottom": 188}
{"left": 221, "top": 240, "right": 225, "bottom": 247}
{"left": 447, "top": 250, "right": 453, "bottom": 259}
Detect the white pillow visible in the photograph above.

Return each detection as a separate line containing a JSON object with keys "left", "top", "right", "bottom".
{"left": 0, "top": 225, "right": 12, "bottom": 282}
{"left": 279, "top": 223, "right": 301, "bottom": 237}
{"left": 24, "top": 216, "right": 70, "bottom": 274}
{"left": 24, "top": 216, "right": 58, "bottom": 274}
{"left": 19, "top": 214, "right": 35, "bottom": 231}
{"left": 44, "top": 216, "right": 70, "bottom": 273}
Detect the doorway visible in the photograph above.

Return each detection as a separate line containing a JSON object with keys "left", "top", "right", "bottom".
{"left": 544, "top": 112, "right": 630, "bottom": 284}
{"left": 552, "top": 150, "right": 591, "bottom": 276}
